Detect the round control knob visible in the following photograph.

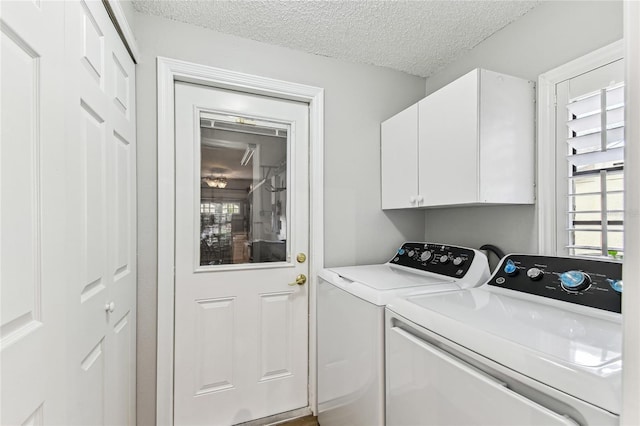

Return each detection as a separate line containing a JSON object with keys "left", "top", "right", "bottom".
{"left": 527, "top": 268, "right": 544, "bottom": 281}
{"left": 607, "top": 279, "right": 623, "bottom": 293}
{"left": 397, "top": 248, "right": 405, "bottom": 256}
{"left": 439, "top": 255, "right": 450, "bottom": 264}
{"left": 407, "top": 250, "right": 415, "bottom": 258}
{"left": 452, "top": 257, "right": 465, "bottom": 266}
{"left": 560, "top": 271, "right": 592, "bottom": 292}
{"left": 420, "top": 251, "right": 432, "bottom": 262}
{"left": 503, "top": 259, "right": 518, "bottom": 276}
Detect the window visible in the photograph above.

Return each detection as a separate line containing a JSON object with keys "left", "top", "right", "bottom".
{"left": 565, "top": 83, "right": 625, "bottom": 258}
{"left": 538, "top": 41, "right": 624, "bottom": 260}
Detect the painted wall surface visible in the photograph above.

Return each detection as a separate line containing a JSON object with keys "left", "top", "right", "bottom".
{"left": 117, "top": 0, "right": 136, "bottom": 35}
{"left": 134, "top": 12, "right": 426, "bottom": 425}
{"left": 423, "top": 0, "right": 623, "bottom": 255}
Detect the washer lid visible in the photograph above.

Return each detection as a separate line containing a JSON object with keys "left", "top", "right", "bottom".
{"left": 320, "top": 264, "right": 459, "bottom": 306}
{"left": 328, "top": 264, "right": 454, "bottom": 290}
{"left": 387, "top": 287, "right": 622, "bottom": 414}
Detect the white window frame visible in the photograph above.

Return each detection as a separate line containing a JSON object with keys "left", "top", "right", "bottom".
{"left": 537, "top": 40, "right": 624, "bottom": 256}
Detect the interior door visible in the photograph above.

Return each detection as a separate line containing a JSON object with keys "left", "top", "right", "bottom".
{"left": 64, "top": 1, "right": 137, "bottom": 424}
{"left": 1, "top": 1, "right": 67, "bottom": 424}
{"left": 174, "top": 82, "right": 310, "bottom": 425}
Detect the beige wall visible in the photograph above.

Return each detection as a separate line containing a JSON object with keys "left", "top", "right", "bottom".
{"left": 423, "top": 0, "right": 623, "bottom": 256}
{"left": 133, "top": 12, "right": 426, "bottom": 425}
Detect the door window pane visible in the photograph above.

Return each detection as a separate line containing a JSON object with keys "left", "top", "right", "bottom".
{"left": 199, "top": 113, "right": 289, "bottom": 266}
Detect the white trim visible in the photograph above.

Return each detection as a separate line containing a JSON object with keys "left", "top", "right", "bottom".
{"left": 537, "top": 40, "right": 623, "bottom": 255}
{"left": 622, "top": 2, "right": 640, "bottom": 424}
{"left": 156, "top": 57, "right": 325, "bottom": 425}
{"left": 104, "top": 1, "right": 140, "bottom": 63}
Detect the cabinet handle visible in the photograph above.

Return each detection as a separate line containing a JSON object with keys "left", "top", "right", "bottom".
{"left": 417, "top": 195, "right": 424, "bottom": 205}
{"left": 410, "top": 196, "right": 417, "bottom": 204}
{"left": 105, "top": 301, "right": 115, "bottom": 313}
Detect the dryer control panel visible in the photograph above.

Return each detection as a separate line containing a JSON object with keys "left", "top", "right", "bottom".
{"left": 489, "top": 254, "right": 622, "bottom": 313}
{"left": 390, "top": 242, "right": 477, "bottom": 279}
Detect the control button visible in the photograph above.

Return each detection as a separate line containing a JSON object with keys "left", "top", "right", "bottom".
{"left": 607, "top": 279, "right": 623, "bottom": 293}
{"left": 398, "top": 248, "right": 405, "bottom": 256}
{"left": 439, "top": 255, "right": 450, "bottom": 264}
{"left": 504, "top": 259, "right": 518, "bottom": 276}
{"left": 452, "top": 257, "right": 465, "bottom": 266}
{"left": 408, "top": 250, "right": 415, "bottom": 257}
{"left": 527, "top": 268, "right": 544, "bottom": 281}
{"left": 496, "top": 277, "right": 506, "bottom": 285}
{"left": 560, "top": 271, "right": 592, "bottom": 292}
{"left": 394, "top": 257, "right": 399, "bottom": 262}
{"left": 420, "top": 251, "right": 432, "bottom": 262}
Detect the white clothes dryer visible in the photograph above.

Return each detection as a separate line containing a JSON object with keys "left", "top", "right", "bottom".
{"left": 317, "top": 242, "right": 490, "bottom": 426}
{"left": 386, "top": 254, "right": 623, "bottom": 426}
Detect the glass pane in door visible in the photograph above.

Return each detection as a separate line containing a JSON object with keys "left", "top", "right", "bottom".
{"left": 199, "top": 113, "right": 289, "bottom": 266}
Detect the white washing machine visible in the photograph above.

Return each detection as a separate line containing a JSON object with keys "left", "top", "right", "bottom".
{"left": 317, "top": 242, "right": 490, "bottom": 426}
{"left": 386, "top": 254, "right": 623, "bottom": 425}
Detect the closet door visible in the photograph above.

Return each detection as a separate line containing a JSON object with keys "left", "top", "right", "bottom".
{"left": 64, "top": 1, "right": 137, "bottom": 424}
{"left": 1, "top": 2, "right": 68, "bottom": 424}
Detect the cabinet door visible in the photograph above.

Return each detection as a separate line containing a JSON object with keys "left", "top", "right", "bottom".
{"left": 381, "top": 104, "right": 419, "bottom": 209}
{"left": 479, "top": 69, "right": 535, "bottom": 204}
{"left": 419, "top": 70, "right": 479, "bottom": 206}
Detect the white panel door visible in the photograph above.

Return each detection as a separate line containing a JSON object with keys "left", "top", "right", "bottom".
{"left": 63, "top": 1, "right": 137, "bottom": 424}
{"left": 1, "top": 1, "right": 67, "bottom": 424}
{"left": 174, "top": 82, "right": 309, "bottom": 425}
{"left": 419, "top": 71, "right": 479, "bottom": 206}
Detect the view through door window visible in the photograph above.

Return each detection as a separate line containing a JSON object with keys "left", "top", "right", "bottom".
{"left": 199, "top": 113, "right": 289, "bottom": 266}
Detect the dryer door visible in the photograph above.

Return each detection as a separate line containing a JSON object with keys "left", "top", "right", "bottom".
{"left": 386, "top": 325, "right": 579, "bottom": 426}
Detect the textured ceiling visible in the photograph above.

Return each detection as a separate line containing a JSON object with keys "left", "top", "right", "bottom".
{"left": 133, "top": 0, "right": 539, "bottom": 77}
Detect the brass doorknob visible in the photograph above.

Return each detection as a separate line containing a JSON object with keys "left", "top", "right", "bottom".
{"left": 288, "top": 274, "right": 307, "bottom": 286}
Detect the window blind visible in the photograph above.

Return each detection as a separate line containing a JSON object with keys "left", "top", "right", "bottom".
{"left": 565, "top": 83, "right": 625, "bottom": 258}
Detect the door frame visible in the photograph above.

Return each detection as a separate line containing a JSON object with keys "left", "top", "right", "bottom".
{"left": 155, "top": 57, "right": 325, "bottom": 425}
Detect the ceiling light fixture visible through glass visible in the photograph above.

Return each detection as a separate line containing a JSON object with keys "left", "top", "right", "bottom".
{"left": 204, "top": 176, "right": 227, "bottom": 188}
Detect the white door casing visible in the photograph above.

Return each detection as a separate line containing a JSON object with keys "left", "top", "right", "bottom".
{"left": 174, "top": 82, "right": 309, "bottom": 425}
{"left": 64, "top": 1, "right": 137, "bottom": 424}
{"left": 1, "top": 1, "right": 67, "bottom": 423}
{"left": 156, "top": 58, "right": 324, "bottom": 425}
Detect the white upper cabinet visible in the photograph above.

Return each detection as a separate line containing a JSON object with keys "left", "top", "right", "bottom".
{"left": 381, "top": 68, "right": 535, "bottom": 210}
{"left": 381, "top": 104, "right": 419, "bottom": 209}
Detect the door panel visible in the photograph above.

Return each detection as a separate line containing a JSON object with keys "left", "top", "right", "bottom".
{"left": 65, "top": 1, "right": 137, "bottom": 424}
{"left": 1, "top": 1, "right": 66, "bottom": 424}
{"left": 174, "top": 82, "right": 309, "bottom": 425}
{"left": 1, "top": 2, "right": 136, "bottom": 424}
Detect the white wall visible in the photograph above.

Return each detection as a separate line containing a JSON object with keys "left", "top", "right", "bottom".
{"left": 116, "top": 0, "right": 136, "bottom": 35}
{"left": 134, "top": 12, "right": 426, "bottom": 425}
{"left": 423, "top": 0, "right": 623, "bottom": 255}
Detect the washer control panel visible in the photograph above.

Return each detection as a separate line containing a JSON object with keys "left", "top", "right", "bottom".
{"left": 489, "top": 254, "right": 622, "bottom": 313}
{"left": 390, "top": 242, "right": 477, "bottom": 278}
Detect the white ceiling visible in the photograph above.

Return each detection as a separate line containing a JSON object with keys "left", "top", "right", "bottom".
{"left": 133, "top": 0, "right": 539, "bottom": 78}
